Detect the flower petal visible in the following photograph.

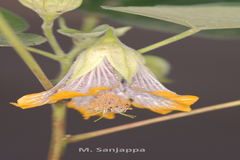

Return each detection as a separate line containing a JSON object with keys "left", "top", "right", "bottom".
{"left": 131, "top": 63, "right": 171, "bottom": 92}
{"left": 66, "top": 84, "right": 128, "bottom": 119}
{"left": 126, "top": 85, "right": 198, "bottom": 114}
{"left": 10, "top": 67, "right": 74, "bottom": 109}
{"left": 112, "top": 83, "right": 129, "bottom": 100}
{"left": 50, "top": 57, "right": 120, "bottom": 100}
{"left": 10, "top": 91, "right": 57, "bottom": 109}
{"left": 49, "top": 87, "right": 111, "bottom": 100}
{"left": 126, "top": 63, "right": 199, "bottom": 114}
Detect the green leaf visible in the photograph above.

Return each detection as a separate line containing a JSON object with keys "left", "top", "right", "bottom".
{"left": 144, "top": 55, "right": 172, "bottom": 83}
{"left": 58, "top": 24, "right": 132, "bottom": 38}
{"left": 58, "top": 24, "right": 110, "bottom": 38}
{"left": 102, "top": 4, "right": 240, "bottom": 30}
{"left": 77, "top": 1, "right": 240, "bottom": 39}
{"left": 0, "top": 8, "right": 28, "bottom": 33}
{"left": 58, "top": 28, "right": 82, "bottom": 37}
{"left": 0, "top": 33, "right": 47, "bottom": 47}
{"left": 0, "top": 8, "right": 47, "bottom": 46}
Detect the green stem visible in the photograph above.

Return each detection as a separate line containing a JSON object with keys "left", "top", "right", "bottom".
{"left": 67, "top": 100, "right": 240, "bottom": 143}
{"left": 0, "top": 12, "right": 53, "bottom": 90}
{"left": 52, "top": 38, "right": 102, "bottom": 84}
{"left": 138, "top": 28, "right": 201, "bottom": 54}
{"left": 48, "top": 101, "right": 67, "bottom": 160}
{"left": 26, "top": 47, "right": 62, "bottom": 61}
{"left": 58, "top": 17, "right": 68, "bottom": 29}
{"left": 42, "top": 18, "right": 71, "bottom": 85}
{"left": 42, "top": 19, "right": 65, "bottom": 56}
{"left": 52, "top": 58, "right": 72, "bottom": 85}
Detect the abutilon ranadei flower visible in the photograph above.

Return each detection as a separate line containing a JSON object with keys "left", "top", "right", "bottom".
{"left": 11, "top": 28, "right": 199, "bottom": 121}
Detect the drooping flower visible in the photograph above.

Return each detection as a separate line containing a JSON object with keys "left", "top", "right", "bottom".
{"left": 11, "top": 27, "right": 199, "bottom": 121}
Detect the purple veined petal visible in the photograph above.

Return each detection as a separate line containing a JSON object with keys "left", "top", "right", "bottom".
{"left": 68, "top": 83, "right": 129, "bottom": 110}
{"left": 67, "top": 83, "right": 133, "bottom": 120}
{"left": 67, "top": 95, "right": 116, "bottom": 120}
{"left": 10, "top": 66, "right": 76, "bottom": 109}
{"left": 124, "top": 80, "right": 175, "bottom": 112}
{"left": 59, "top": 57, "right": 120, "bottom": 94}
{"left": 131, "top": 62, "right": 172, "bottom": 92}
{"left": 112, "top": 83, "right": 129, "bottom": 99}
{"left": 125, "top": 63, "right": 198, "bottom": 114}
{"left": 68, "top": 96, "right": 94, "bottom": 108}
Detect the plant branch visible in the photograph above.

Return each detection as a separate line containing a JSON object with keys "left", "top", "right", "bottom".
{"left": 48, "top": 101, "right": 67, "bottom": 160}
{"left": 26, "top": 47, "right": 62, "bottom": 61}
{"left": 0, "top": 12, "right": 53, "bottom": 90}
{"left": 67, "top": 99, "right": 240, "bottom": 143}
{"left": 138, "top": 28, "right": 201, "bottom": 54}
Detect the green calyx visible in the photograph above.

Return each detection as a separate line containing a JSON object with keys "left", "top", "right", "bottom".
{"left": 70, "top": 27, "right": 139, "bottom": 83}
{"left": 19, "top": 0, "right": 83, "bottom": 20}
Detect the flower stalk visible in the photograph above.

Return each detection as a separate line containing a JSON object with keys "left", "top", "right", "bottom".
{"left": 67, "top": 99, "right": 240, "bottom": 143}
{"left": 42, "top": 19, "right": 65, "bottom": 56}
{"left": 138, "top": 28, "right": 201, "bottom": 54}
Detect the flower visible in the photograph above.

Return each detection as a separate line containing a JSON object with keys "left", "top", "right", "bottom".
{"left": 11, "top": 28, "right": 199, "bottom": 121}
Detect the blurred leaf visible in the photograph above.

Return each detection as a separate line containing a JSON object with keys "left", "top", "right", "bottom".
{"left": 115, "top": 26, "right": 132, "bottom": 37}
{"left": 103, "top": 4, "right": 240, "bottom": 30}
{"left": 0, "top": 33, "right": 47, "bottom": 47}
{"left": 77, "top": 1, "right": 240, "bottom": 39}
{"left": 144, "top": 55, "right": 172, "bottom": 83}
{"left": 0, "top": 8, "right": 47, "bottom": 46}
{"left": 0, "top": 8, "right": 28, "bottom": 33}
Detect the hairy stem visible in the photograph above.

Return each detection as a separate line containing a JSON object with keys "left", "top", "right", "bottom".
{"left": 138, "top": 28, "right": 201, "bottom": 54}
{"left": 67, "top": 100, "right": 240, "bottom": 143}
{"left": 0, "top": 12, "right": 53, "bottom": 90}
{"left": 48, "top": 101, "right": 67, "bottom": 160}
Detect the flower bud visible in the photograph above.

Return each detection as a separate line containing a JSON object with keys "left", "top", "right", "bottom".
{"left": 19, "top": 0, "right": 83, "bottom": 20}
